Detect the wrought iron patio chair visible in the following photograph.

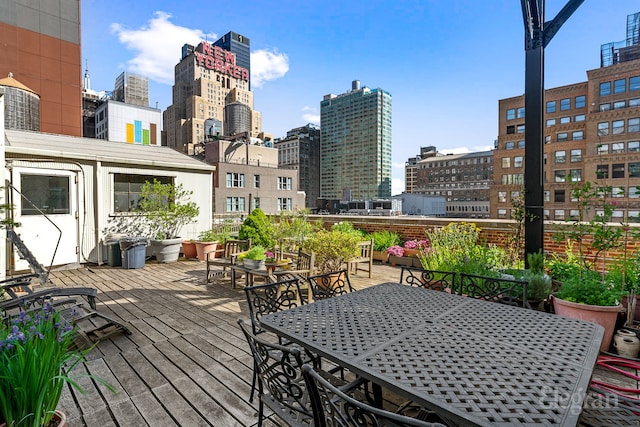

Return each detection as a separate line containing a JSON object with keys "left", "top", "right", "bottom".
{"left": 238, "top": 318, "right": 314, "bottom": 427}
{"left": 307, "top": 269, "right": 353, "bottom": 301}
{"left": 244, "top": 278, "right": 319, "bottom": 402}
{"left": 302, "top": 364, "right": 446, "bottom": 427}
{"left": 458, "top": 272, "right": 529, "bottom": 308}
{"left": 206, "top": 238, "right": 250, "bottom": 284}
{"left": 399, "top": 267, "right": 457, "bottom": 293}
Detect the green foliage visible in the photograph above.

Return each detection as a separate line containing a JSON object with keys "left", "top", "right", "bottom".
{"left": 330, "top": 221, "right": 365, "bottom": 237}
{"left": 272, "top": 210, "right": 314, "bottom": 253}
{"left": 0, "top": 303, "right": 112, "bottom": 427}
{"left": 197, "top": 229, "right": 217, "bottom": 242}
{"left": 527, "top": 250, "right": 545, "bottom": 275}
{"left": 243, "top": 245, "right": 267, "bottom": 260}
{"left": 554, "top": 268, "right": 622, "bottom": 306}
{"left": 304, "top": 229, "right": 361, "bottom": 273}
{"left": 418, "top": 222, "right": 510, "bottom": 276}
{"left": 370, "top": 230, "right": 401, "bottom": 251}
{"left": 137, "top": 180, "right": 199, "bottom": 240}
{"left": 239, "top": 208, "right": 274, "bottom": 248}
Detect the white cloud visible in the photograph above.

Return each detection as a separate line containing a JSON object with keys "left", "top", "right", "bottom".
{"left": 301, "top": 106, "right": 319, "bottom": 125}
{"left": 111, "top": 12, "right": 213, "bottom": 85}
{"left": 392, "top": 177, "right": 405, "bottom": 196}
{"left": 250, "top": 49, "right": 289, "bottom": 88}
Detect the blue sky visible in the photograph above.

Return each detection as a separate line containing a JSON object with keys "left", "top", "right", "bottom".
{"left": 82, "top": 0, "right": 638, "bottom": 195}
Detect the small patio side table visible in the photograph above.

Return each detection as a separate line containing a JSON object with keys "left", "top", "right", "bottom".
{"left": 259, "top": 283, "right": 604, "bottom": 426}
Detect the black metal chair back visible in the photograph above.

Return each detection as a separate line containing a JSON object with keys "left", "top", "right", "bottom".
{"left": 302, "top": 364, "right": 445, "bottom": 427}
{"left": 400, "top": 267, "right": 457, "bottom": 292}
{"left": 458, "top": 272, "right": 529, "bottom": 308}
{"left": 238, "top": 319, "right": 313, "bottom": 427}
{"left": 244, "top": 278, "right": 305, "bottom": 334}
{"left": 307, "top": 269, "right": 353, "bottom": 301}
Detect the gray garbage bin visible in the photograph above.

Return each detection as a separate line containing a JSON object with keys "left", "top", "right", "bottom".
{"left": 119, "top": 237, "right": 147, "bottom": 269}
{"left": 105, "top": 233, "right": 125, "bottom": 267}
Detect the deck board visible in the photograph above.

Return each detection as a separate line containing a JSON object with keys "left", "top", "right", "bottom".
{"left": 37, "top": 259, "right": 638, "bottom": 426}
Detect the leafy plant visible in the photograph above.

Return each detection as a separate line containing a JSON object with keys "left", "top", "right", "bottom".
{"left": 243, "top": 245, "right": 267, "bottom": 261}
{"left": 197, "top": 229, "right": 217, "bottom": 242}
{"left": 272, "top": 210, "right": 313, "bottom": 253}
{"left": 137, "top": 180, "right": 199, "bottom": 240}
{"left": 304, "top": 229, "right": 361, "bottom": 273}
{"left": 330, "top": 221, "right": 365, "bottom": 237}
{"left": 239, "top": 208, "right": 274, "bottom": 248}
{"left": 370, "top": 230, "right": 400, "bottom": 252}
{"left": 0, "top": 303, "right": 113, "bottom": 427}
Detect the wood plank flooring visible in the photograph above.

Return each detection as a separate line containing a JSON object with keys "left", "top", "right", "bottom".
{"left": 40, "top": 259, "right": 638, "bottom": 426}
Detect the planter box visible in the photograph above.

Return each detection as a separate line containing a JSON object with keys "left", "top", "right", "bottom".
{"left": 388, "top": 255, "right": 421, "bottom": 268}
{"left": 372, "top": 250, "right": 389, "bottom": 263}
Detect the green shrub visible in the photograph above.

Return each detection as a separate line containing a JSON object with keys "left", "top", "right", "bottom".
{"left": 239, "top": 208, "right": 274, "bottom": 248}
{"left": 370, "top": 230, "right": 401, "bottom": 251}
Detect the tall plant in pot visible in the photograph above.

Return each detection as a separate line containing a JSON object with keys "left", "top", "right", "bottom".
{"left": 550, "top": 181, "right": 625, "bottom": 352}
{"left": 138, "top": 179, "right": 199, "bottom": 263}
{"left": 194, "top": 229, "right": 218, "bottom": 261}
{"left": 304, "top": 226, "right": 361, "bottom": 274}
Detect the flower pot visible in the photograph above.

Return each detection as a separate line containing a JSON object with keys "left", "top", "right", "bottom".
{"left": 195, "top": 241, "right": 218, "bottom": 261}
{"left": 613, "top": 329, "right": 640, "bottom": 358}
{"left": 403, "top": 248, "right": 419, "bottom": 257}
{"left": 150, "top": 237, "right": 183, "bottom": 263}
{"left": 182, "top": 241, "right": 197, "bottom": 259}
{"left": 552, "top": 296, "right": 623, "bottom": 352}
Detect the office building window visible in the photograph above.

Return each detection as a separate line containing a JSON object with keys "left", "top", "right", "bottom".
{"left": 612, "top": 186, "right": 625, "bottom": 198}
{"left": 569, "top": 209, "right": 580, "bottom": 219}
{"left": 596, "top": 164, "right": 609, "bottom": 179}
{"left": 570, "top": 149, "right": 582, "bottom": 162}
{"left": 614, "top": 100, "right": 626, "bottom": 109}
{"left": 277, "top": 176, "right": 292, "bottom": 190}
{"left": 629, "top": 118, "right": 640, "bottom": 133}
{"left": 545, "top": 135, "right": 551, "bottom": 144}
{"left": 277, "top": 198, "right": 292, "bottom": 211}
{"left": 506, "top": 109, "right": 515, "bottom": 120}
{"left": 629, "top": 162, "right": 640, "bottom": 178}
{"left": 113, "top": 174, "right": 171, "bottom": 213}
{"left": 505, "top": 142, "right": 515, "bottom": 149}
{"left": 497, "top": 209, "right": 507, "bottom": 218}
{"left": 614, "top": 78, "right": 627, "bottom": 94}
{"left": 630, "top": 186, "right": 640, "bottom": 198}
{"left": 544, "top": 190, "right": 550, "bottom": 202}
{"left": 631, "top": 98, "right": 640, "bottom": 107}
{"left": 546, "top": 118, "right": 556, "bottom": 127}
{"left": 516, "top": 124, "right": 525, "bottom": 133}
{"left": 600, "top": 103, "right": 611, "bottom": 112}
{"left": 555, "top": 210, "right": 565, "bottom": 220}
{"left": 612, "top": 142, "right": 625, "bottom": 153}
{"left": 226, "top": 172, "right": 245, "bottom": 188}
{"left": 629, "top": 211, "right": 640, "bottom": 222}
{"left": 575, "top": 95, "right": 586, "bottom": 108}
{"left": 612, "top": 120, "right": 625, "bottom": 134}
{"left": 514, "top": 156, "right": 523, "bottom": 167}
{"left": 598, "top": 122, "right": 609, "bottom": 136}
{"left": 554, "top": 170, "right": 566, "bottom": 182}
{"left": 506, "top": 125, "right": 515, "bottom": 134}
{"left": 560, "top": 116, "right": 571, "bottom": 124}
{"left": 570, "top": 169, "right": 582, "bottom": 182}
{"left": 560, "top": 98, "right": 571, "bottom": 110}
{"left": 498, "top": 191, "right": 507, "bottom": 203}
{"left": 554, "top": 190, "right": 565, "bottom": 203}
{"left": 574, "top": 114, "right": 585, "bottom": 122}
{"left": 254, "top": 175, "right": 260, "bottom": 188}
{"left": 502, "top": 158, "right": 511, "bottom": 168}
{"left": 517, "top": 140, "right": 525, "bottom": 148}
{"left": 631, "top": 75, "right": 640, "bottom": 91}
{"left": 546, "top": 101, "right": 556, "bottom": 113}
{"left": 600, "top": 81, "right": 611, "bottom": 96}
{"left": 226, "top": 197, "right": 245, "bottom": 212}
{"left": 557, "top": 133, "right": 568, "bottom": 142}
{"left": 629, "top": 141, "right": 640, "bottom": 152}
{"left": 517, "top": 107, "right": 525, "bottom": 118}
{"left": 555, "top": 150, "right": 566, "bottom": 163}
{"left": 597, "top": 143, "right": 609, "bottom": 154}
{"left": 572, "top": 131, "right": 583, "bottom": 140}
{"left": 612, "top": 163, "right": 625, "bottom": 179}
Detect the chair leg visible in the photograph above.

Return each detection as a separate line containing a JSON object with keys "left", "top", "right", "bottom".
{"left": 249, "top": 359, "right": 257, "bottom": 402}
{"left": 257, "top": 398, "right": 264, "bottom": 427}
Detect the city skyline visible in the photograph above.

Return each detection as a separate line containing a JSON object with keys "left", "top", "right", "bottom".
{"left": 81, "top": 1, "right": 638, "bottom": 195}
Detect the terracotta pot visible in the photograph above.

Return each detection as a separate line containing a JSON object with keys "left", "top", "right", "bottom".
{"left": 182, "top": 241, "right": 197, "bottom": 259}
{"left": 195, "top": 241, "right": 218, "bottom": 261}
{"left": 552, "top": 296, "right": 623, "bottom": 352}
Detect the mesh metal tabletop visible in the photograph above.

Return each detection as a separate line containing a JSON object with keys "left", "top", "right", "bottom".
{"left": 259, "top": 283, "right": 604, "bottom": 426}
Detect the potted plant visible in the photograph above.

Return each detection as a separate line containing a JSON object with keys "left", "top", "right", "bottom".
{"left": 0, "top": 303, "right": 113, "bottom": 427}
{"left": 304, "top": 228, "right": 361, "bottom": 275}
{"left": 241, "top": 245, "right": 267, "bottom": 270}
{"left": 138, "top": 180, "right": 200, "bottom": 263}
{"left": 181, "top": 239, "right": 197, "bottom": 259}
{"left": 271, "top": 210, "right": 314, "bottom": 256}
{"left": 370, "top": 230, "right": 400, "bottom": 263}
{"left": 239, "top": 208, "right": 275, "bottom": 249}
{"left": 194, "top": 229, "right": 218, "bottom": 261}
{"left": 403, "top": 239, "right": 429, "bottom": 258}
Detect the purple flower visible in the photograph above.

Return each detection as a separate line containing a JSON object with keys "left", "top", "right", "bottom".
{"left": 386, "top": 245, "right": 404, "bottom": 256}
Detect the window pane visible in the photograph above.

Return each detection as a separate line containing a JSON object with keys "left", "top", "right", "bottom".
{"left": 546, "top": 118, "right": 556, "bottom": 127}
{"left": 502, "top": 158, "right": 511, "bottom": 168}
{"left": 506, "top": 109, "right": 515, "bottom": 120}
{"left": 598, "top": 122, "right": 609, "bottom": 136}
{"left": 554, "top": 190, "right": 565, "bottom": 203}
{"left": 612, "top": 120, "right": 624, "bottom": 134}
{"left": 546, "top": 101, "right": 556, "bottom": 113}
{"left": 517, "top": 140, "right": 525, "bottom": 148}
{"left": 600, "top": 103, "right": 611, "bottom": 112}
{"left": 575, "top": 95, "right": 586, "bottom": 108}
{"left": 614, "top": 100, "right": 626, "bottom": 109}
{"left": 629, "top": 162, "right": 640, "bottom": 178}
{"left": 629, "top": 118, "right": 640, "bottom": 133}
{"left": 560, "top": 116, "right": 571, "bottom": 124}
{"left": 612, "top": 142, "right": 625, "bottom": 153}
{"left": 629, "top": 141, "right": 640, "bottom": 152}
{"left": 557, "top": 133, "right": 568, "bottom": 142}
{"left": 517, "top": 107, "right": 525, "bottom": 118}
{"left": 570, "top": 149, "right": 582, "bottom": 162}
{"left": 560, "top": 98, "right": 571, "bottom": 110}
{"left": 570, "top": 169, "right": 582, "bottom": 182}
{"left": 514, "top": 156, "right": 523, "bottom": 167}
{"left": 612, "top": 163, "right": 625, "bottom": 179}
{"left": 554, "top": 170, "right": 566, "bottom": 182}
{"left": 555, "top": 150, "right": 566, "bottom": 163}
{"left": 614, "top": 78, "right": 626, "bottom": 94}
{"left": 572, "top": 131, "right": 583, "bottom": 140}
{"left": 574, "top": 114, "right": 586, "bottom": 122}
{"left": 597, "top": 144, "right": 609, "bottom": 154}
{"left": 596, "top": 165, "right": 609, "bottom": 179}
{"left": 600, "top": 81, "right": 611, "bottom": 96}
{"left": 631, "top": 76, "right": 640, "bottom": 91}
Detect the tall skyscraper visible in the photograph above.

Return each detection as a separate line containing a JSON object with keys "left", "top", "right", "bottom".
{"left": 320, "top": 80, "right": 392, "bottom": 201}
{"left": 163, "top": 32, "right": 262, "bottom": 155}
{"left": 0, "top": 0, "right": 82, "bottom": 136}
{"left": 113, "top": 72, "right": 149, "bottom": 107}
{"left": 213, "top": 31, "right": 251, "bottom": 89}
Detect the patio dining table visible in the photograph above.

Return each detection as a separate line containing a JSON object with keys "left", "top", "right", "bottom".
{"left": 258, "top": 282, "right": 605, "bottom": 426}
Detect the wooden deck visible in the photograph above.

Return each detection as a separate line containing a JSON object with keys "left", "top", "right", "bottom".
{"left": 41, "top": 259, "right": 638, "bottom": 426}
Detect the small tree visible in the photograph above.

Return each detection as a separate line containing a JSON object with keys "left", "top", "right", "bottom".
{"left": 138, "top": 180, "right": 199, "bottom": 240}
{"left": 239, "top": 208, "right": 274, "bottom": 248}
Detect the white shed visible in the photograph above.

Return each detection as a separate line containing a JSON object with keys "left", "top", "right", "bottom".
{"left": 3, "top": 129, "right": 214, "bottom": 274}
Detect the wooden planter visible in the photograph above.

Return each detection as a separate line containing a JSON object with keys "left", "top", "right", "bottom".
{"left": 372, "top": 250, "right": 389, "bottom": 263}
{"left": 388, "top": 255, "right": 421, "bottom": 268}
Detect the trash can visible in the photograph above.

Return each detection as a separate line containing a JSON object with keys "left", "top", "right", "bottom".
{"left": 119, "top": 237, "right": 147, "bottom": 269}
{"left": 105, "top": 233, "right": 125, "bottom": 267}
